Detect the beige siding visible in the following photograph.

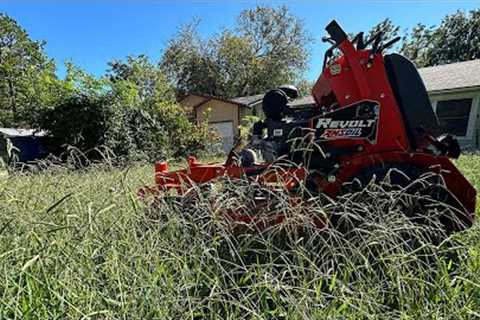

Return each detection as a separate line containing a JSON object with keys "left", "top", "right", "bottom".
{"left": 180, "top": 95, "right": 208, "bottom": 111}
{"left": 179, "top": 94, "right": 256, "bottom": 138}
{"left": 197, "top": 100, "right": 240, "bottom": 136}
{"left": 179, "top": 95, "right": 208, "bottom": 120}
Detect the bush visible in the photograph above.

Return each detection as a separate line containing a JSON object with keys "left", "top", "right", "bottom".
{"left": 40, "top": 95, "right": 108, "bottom": 155}
{"left": 41, "top": 94, "right": 216, "bottom": 164}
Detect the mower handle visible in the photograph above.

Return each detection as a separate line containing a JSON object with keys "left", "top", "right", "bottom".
{"left": 322, "top": 20, "right": 351, "bottom": 71}
{"left": 381, "top": 36, "right": 401, "bottom": 51}
{"left": 325, "top": 20, "right": 348, "bottom": 45}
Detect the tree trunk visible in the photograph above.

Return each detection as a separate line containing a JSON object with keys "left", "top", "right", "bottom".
{"left": 7, "top": 76, "right": 17, "bottom": 123}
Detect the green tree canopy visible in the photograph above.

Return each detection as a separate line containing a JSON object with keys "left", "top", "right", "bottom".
{"left": 0, "top": 13, "right": 60, "bottom": 127}
{"left": 107, "top": 55, "right": 176, "bottom": 104}
{"left": 364, "top": 10, "right": 480, "bottom": 68}
{"left": 161, "top": 5, "right": 312, "bottom": 98}
{"left": 362, "top": 18, "right": 401, "bottom": 46}
{"left": 40, "top": 55, "right": 215, "bottom": 162}
{"left": 403, "top": 10, "right": 480, "bottom": 67}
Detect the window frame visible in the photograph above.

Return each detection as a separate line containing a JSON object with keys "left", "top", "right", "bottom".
{"left": 431, "top": 92, "right": 479, "bottom": 140}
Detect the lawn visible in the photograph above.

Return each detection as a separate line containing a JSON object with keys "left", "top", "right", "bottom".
{"left": 1, "top": 155, "right": 480, "bottom": 319}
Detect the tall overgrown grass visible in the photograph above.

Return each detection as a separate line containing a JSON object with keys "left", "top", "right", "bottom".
{"left": 0, "top": 155, "right": 480, "bottom": 319}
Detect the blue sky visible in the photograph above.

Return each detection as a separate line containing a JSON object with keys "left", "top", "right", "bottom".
{"left": 1, "top": 0, "right": 479, "bottom": 80}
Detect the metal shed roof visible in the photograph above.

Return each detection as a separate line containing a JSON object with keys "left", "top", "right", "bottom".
{"left": 0, "top": 128, "right": 46, "bottom": 137}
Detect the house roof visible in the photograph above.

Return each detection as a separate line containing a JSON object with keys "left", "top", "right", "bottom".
{"left": 230, "top": 94, "right": 264, "bottom": 106}
{"left": 0, "top": 128, "right": 46, "bottom": 137}
{"left": 180, "top": 93, "right": 251, "bottom": 110}
{"left": 418, "top": 59, "right": 480, "bottom": 93}
{"left": 230, "top": 93, "right": 316, "bottom": 108}
{"left": 182, "top": 92, "right": 316, "bottom": 111}
{"left": 290, "top": 95, "right": 315, "bottom": 107}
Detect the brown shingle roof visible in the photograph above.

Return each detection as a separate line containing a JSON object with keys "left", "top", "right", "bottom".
{"left": 290, "top": 95, "right": 315, "bottom": 107}
{"left": 231, "top": 93, "right": 316, "bottom": 108}
{"left": 231, "top": 94, "right": 264, "bottom": 106}
{"left": 418, "top": 59, "right": 480, "bottom": 93}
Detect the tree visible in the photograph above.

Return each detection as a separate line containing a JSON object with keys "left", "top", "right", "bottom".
{"left": 399, "top": 10, "right": 480, "bottom": 67}
{"left": 63, "top": 62, "right": 108, "bottom": 97}
{"left": 359, "top": 14, "right": 480, "bottom": 67}
{"left": 400, "top": 24, "right": 435, "bottom": 67}
{"left": 0, "top": 13, "right": 58, "bottom": 127}
{"left": 362, "top": 15, "right": 479, "bottom": 67}
{"left": 161, "top": 5, "right": 311, "bottom": 98}
{"left": 107, "top": 55, "right": 176, "bottom": 103}
{"left": 295, "top": 79, "right": 314, "bottom": 97}
{"left": 41, "top": 94, "right": 109, "bottom": 154}
{"left": 105, "top": 55, "right": 214, "bottom": 160}
{"left": 41, "top": 55, "right": 215, "bottom": 162}
{"left": 234, "top": 6, "right": 311, "bottom": 95}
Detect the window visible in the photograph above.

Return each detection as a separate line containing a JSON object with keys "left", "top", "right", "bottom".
{"left": 435, "top": 98, "right": 472, "bottom": 137}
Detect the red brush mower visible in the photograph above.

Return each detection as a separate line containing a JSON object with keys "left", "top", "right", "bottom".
{"left": 140, "top": 21, "right": 476, "bottom": 233}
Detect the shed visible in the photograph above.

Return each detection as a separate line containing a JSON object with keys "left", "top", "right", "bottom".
{"left": 0, "top": 128, "right": 48, "bottom": 163}
{"left": 179, "top": 93, "right": 314, "bottom": 152}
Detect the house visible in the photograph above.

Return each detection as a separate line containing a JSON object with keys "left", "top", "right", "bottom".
{"left": 179, "top": 94, "right": 254, "bottom": 152}
{"left": 180, "top": 59, "right": 480, "bottom": 152}
{"left": 0, "top": 128, "right": 48, "bottom": 163}
{"left": 418, "top": 60, "right": 480, "bottom": 149}
{"left": 179, "top": 93, "right": 314, "bottom": 152}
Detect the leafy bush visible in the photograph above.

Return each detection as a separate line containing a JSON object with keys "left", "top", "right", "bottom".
{"left": 41, "top": 93, "right": 216, "bottom": 163}
{"left": 39, "top": 58, "right": 218, "bottom": 164}
{"left": 40, "top": 95, "right": 108, "bottom": 154}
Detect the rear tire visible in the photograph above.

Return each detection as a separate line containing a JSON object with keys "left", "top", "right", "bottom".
{"left": 336, "top": 163, "right": 469, "bottom": 234}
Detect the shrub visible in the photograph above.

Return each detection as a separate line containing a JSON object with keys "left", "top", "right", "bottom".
{"left": 40, "top": 94, "right": 109, "bottom": 155}
{"left": 41, "top": 94, "right": 216, "bottom": 164}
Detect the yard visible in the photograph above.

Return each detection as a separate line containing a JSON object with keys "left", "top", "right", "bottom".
{"left": 0, "top": 155, "right": 480, "bottom": 319}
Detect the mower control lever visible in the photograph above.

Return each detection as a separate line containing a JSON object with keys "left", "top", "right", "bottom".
{"left": 363, "top": 31, "right": 382, "bottom": 50}
{"left": 367, "top": 32, "right": 384, "bottom": 65}
{"left": 371, "top": 32, "right": 383, "bottom": 54}
{"left": 352, "top": 32, "right": 365, "bottom": 49}
{"left": 380, "top": 36, "right": 401, "bottom": 51}
{"left": 321, "top": 36, "right": 336, "bottom": 45}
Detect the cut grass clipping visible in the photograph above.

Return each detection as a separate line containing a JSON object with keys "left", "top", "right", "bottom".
{"left": 1, "top": 159, "right": 480, "bottom": 319}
